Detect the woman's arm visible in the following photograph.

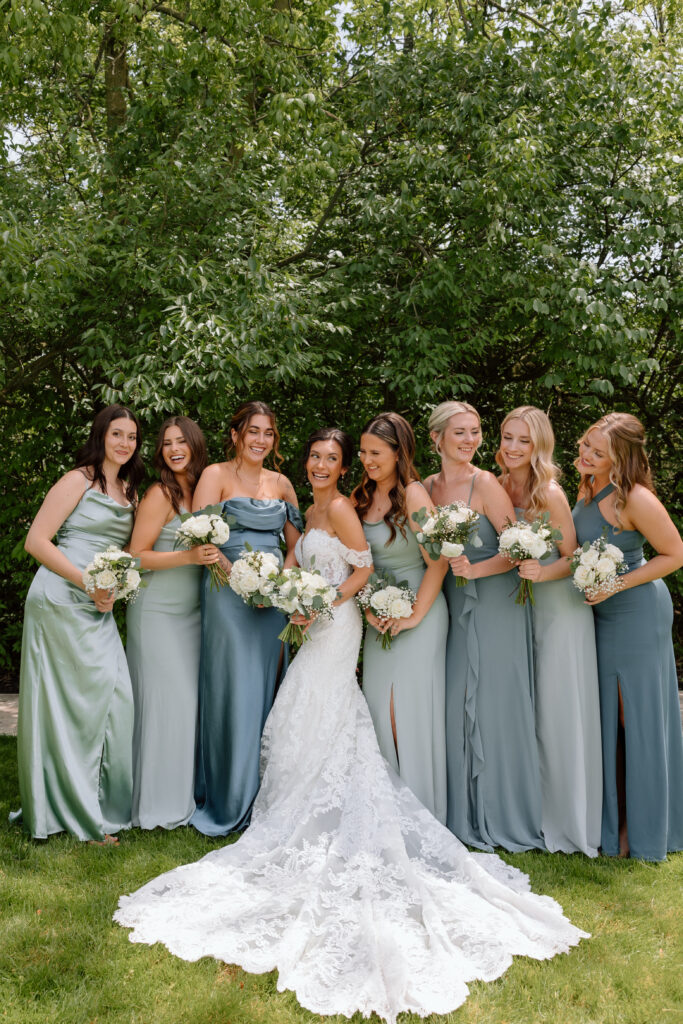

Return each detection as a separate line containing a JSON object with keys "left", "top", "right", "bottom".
{"left": 191, "top": 464, "right": 226, "bottom": 511}
{"left": 24, "top": 470, "right": 115, "bottom": 612}
{"left": 448, "top": 473, "right": 515, "bottom": 581}
{"left": 587, "top": 485, "right": 683, "bottom": 604}
{"left": 129, "top": 485, "right": 220, "bottom": 571}
{"left": 279, "top": 475, "right": 301, "bottom": 569}
{"left": 518, "top": 485, "right": 575, "bottom": 584}
{"left": 328, "top": 498, "right": 373, "bottom": 604}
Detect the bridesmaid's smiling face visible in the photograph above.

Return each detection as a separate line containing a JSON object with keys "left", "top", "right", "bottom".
{"left": 359, "top": 433, "right": 398, "bottom": 485}
{"left": 104, "top": 417, "right": 138, "bottom": 468}
{"left": 499, "top": 418, "right": 533, "bottom": 471}
{"left": 162, "top": 425, "right": 191, "bottom": 476}
{"left": 436, "top": 413, "right": 481, "bottom": 465}
{"left": 578, "top": 428, "right": 612, "bottom": 481}
{"left": 233, "top": 414, "right": 275, "bottom": 466}
{"left": 307, "top": 440, "right": 344, "bottom": 490}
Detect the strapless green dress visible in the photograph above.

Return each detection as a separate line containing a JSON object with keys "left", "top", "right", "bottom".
{"left": 13, "top": 488, "right": 134, "bottom": 840}
{"left": 573, "top": 483, "right": 683, "bottom": 860}
{"left": 361, "top": 518, "right": 448, "bottom": 823}
{"left": 126, "top": 511, "right": 201, "bottom": 829}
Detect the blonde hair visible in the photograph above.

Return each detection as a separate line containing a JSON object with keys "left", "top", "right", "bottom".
{"left": 576, "top": 412, "right": 655, "bottom": 527}
{"left": 428, "top": 401, "right": 481, "bottom": 455}
{"left": 495, "top": 406, "right": 561, "bottom": 519}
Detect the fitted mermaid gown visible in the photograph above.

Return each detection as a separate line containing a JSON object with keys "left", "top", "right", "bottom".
{"left": 115, "top": 529, "right": 588, "bottom": 1023}
{"left": 126, "top": 511, "right": 201, "bottom": 829}
{"left": 14, "top": 488, "right": 134, "bottom": 840}
{"left": 191, "top": 498, "right": 303, "bottom": 836}
{"left": 573, "top": 483, "right": 683, "bottom": 861}
{"left": 362, "top": 518, "right": 449, "bottom": 823}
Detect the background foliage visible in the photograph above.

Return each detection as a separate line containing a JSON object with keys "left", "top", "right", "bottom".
{"left": 1, "top": 0, "right": 682, "bottom": 672}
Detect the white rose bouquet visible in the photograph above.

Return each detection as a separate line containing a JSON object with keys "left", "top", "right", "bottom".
{"left": 82, "top": 547, "right": 142, "bottom": 603}
{"left": 498, "top": 513, "right": 562, "bottom": 605}
{"left": 229, "top": 548, "right": 282, "bottom": 606}
{"left": 356, "top": 570, "right": 417, "bottom": 650}
{"left": 412, "top": 502, "right": 482, "bottom": 586}
{"left": 570, "top": 535, "right": 626, "bottom": 599}
{"left": 270, "top": 566, "right": 340, "bottom": 646}
{"left": 175, "top": 505, "right": 232, "bottom": 590}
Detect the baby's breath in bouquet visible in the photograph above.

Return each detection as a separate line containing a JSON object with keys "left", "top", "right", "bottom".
{"left": 412, "top": 502, "right": 482, "bottom": 586}
{"left": 571, "top": 535, "right": 626, "bottom": 600}
{"left": 271, "top": 566, "right": 340, "bottom": 646}
{"left": 175, "top": 505, "right": 232, "bottom": 590}
{"left": 356, "top": 570, "right": 417, "bottom": 650}
{"left": 498, "top": 512, "right": 562, "bottom": 605}
{"left": 82, "top": 547, "right": 142, "bottom": 603}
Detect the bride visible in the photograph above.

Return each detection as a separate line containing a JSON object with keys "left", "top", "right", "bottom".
{"left": 115, "top": 426, "right": 588, "bottom": 1024}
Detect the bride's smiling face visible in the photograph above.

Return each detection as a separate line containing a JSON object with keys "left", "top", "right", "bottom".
{"left": 306, "top": 440, "right": 344, "bottom": 490}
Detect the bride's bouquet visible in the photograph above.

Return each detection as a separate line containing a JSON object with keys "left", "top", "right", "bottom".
{"left": 82, "top": 547, "right": 142, "bottom": 603}
{"left": 269, "top": 566, "right": 339, "bottom": 646}
{"left": 571, "top": 536, "right": 626, "bottom": 599}
{"left": 498, "top": 513, "right": 562, "bottom": 606}
{"left": 229, "top": 548, "right": 282, "bottom": 606}
{"left": 356, "top": 570, "right": 417, "bottom": 650}
{"left": 412, "top": 502, "right": 482, "bottom": 586}
{"left": 175, "top": 506, "right": 231, "bottom": 591}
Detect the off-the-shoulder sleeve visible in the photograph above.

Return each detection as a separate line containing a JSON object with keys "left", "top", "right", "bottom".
{"left": 285, "top": 502, "right": 304, "bottom": 534}
{"left": 343, "top": 545, "right": 373, "bottom": 568}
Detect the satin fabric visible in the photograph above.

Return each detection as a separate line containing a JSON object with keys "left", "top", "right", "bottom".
{"left": 573, "top": 484, "right": 683, "bottom": 860}
{"left": 443, "top": 512, "right": 545, "bottom": 853}
{"left": 13, "top": 489, "right": 134, "bottom": 840}
{"left": 126, "top": 511, "right": 201, "bottom": 829}
{"left": 191, "top": 498, "right": 303, "bottom": 836}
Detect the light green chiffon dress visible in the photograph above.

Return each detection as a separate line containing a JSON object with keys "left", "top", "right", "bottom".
{"left": 126, "top": 512, "right": 201, "bottom": 829}
{"left": 14, "top": 488, "right": 134, "bottom": 840}
{"left": 362, "top": 519, "right": 449, "bottom": 823}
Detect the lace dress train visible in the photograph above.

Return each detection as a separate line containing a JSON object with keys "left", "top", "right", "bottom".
{"left": 115, "top": 531, "right": 588, "bottom": 1023}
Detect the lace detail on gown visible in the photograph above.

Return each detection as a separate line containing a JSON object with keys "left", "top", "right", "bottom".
{"left": 115, "top": 531, "right": 588, "bottom": 1024}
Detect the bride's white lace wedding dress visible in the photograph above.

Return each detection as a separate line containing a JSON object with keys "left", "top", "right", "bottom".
{"left": 115, "top": 531, "right": 588, "bottom": 1023}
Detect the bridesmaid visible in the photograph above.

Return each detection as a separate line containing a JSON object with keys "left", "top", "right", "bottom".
{"left": 496, "top": 406, "right": 602, "bottom": 856}
{"left": 13, "top": 405, "right": 143, "bottom": 843}
{"left": 190, "top": 400, "right": 302, "bottom": 836}
{"left": 573, "top": 412, "right": 683, "bottom": 860}
{"left": 354, "top": 412, "right": 449, "bottom": 823}
{"left": 126, "top": 416, "right": 219, "bottom": 830}
{"left": 424, "top": 400, "right": 544, "bottom": 852}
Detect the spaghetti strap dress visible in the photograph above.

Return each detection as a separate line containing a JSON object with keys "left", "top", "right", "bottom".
{"left": 443, "top": 475, "right": 544, "bottom": 852}
{"left": 191, "top": 498, "right": 303, "bottom": 837}
{"left": 573, "top": 483, "right": 683, "bottom": 860}
{"left": 361, "top": 519, "right": 449, "bottom": 823}
{"left": 13, "top": 488, "right": 134, "bottom": 840}
{"left": 126, "top": 510, "right": 202, "bottom": 829}
{"left": 520, "top": 519, "right": 602, "bottom": 856}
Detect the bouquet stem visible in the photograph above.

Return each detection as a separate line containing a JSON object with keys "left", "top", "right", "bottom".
{"left": 278, "top": 621, "right": 310, "bottom": 647}
{"left": 208, "top": 563, "right": 231, "bottom": 592}
{"left": 516, "top": 578, "right": 535, "bottom": 606}
{"left": 455, "top": 575, "right": 467, "bottom": 588}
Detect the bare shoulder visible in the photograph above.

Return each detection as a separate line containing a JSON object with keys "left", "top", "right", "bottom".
{"left": 275, "top": 472, "right": 298, "bottom": 505}
{"left": 138, "top": 482, "right": 172, "bottom": 512}
{"left": 405, "top": 480, "right": 433, "bottom": 515}
{"left": 625, "top": 483, "right": 667, "bottom": 518}
{"left": 47, "top": 469, "right": 90, "bottom": 502}
{"left": 476, "top": 469, "right": 505, "bottom": 494}
{"left": 546, "top": 480, "right": 571, "bottom": 515}
{"left": 327, "top": 494, "right": 358, "bottom": 528}
{"left": 200, "top": 461, "right": 230, "bottom": 482}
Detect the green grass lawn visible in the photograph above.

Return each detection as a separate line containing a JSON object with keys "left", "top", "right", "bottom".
{"left": 1, "top": 735, "right": 681, "bottom": 1024}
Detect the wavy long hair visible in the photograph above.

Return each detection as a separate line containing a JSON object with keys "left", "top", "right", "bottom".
{"left": 74, "top": 404, "right": 144, "bottom": 502}
{"left": 428, "top": 400, "right": 481, "bottom": 455}
{"left": 352, "top": 413, "right": 420, "bottom": 544}
{"left": 154, "top": 416, "right": 207, "bottom": 514}
{"left": 495, "top": 406, "right": 561, "bottom": 519}
{"left": 224, "top": 400, "right": 283, "bottom": 472}
{"left": 576, "top": 412, "right": 655, "bottom": 528}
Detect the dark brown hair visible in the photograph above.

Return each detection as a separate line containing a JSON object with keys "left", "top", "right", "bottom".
{"left": 300, "top": 427, "right": 354, "bottom": 489}
{"left": 352, "top": 412, "right": 420, "bottom": 544}
{"left": 74, "top": 404, "right": 144, "bottom": 502}
{"left": 154, "top": 416, "right": 208, "bottom": 514}
{"left": 576, "top": 412, "right": 656, "bottom": 528}
{"left": 224, "top": 400, "right": 283, "bottom": 472}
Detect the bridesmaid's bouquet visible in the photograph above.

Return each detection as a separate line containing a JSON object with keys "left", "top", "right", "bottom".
{"left": 498, "top": 513, "right": 562, "bottom": 606}
{"left": 229, "top": 548, "right": 282, "bottom": 606}
{"left": 356, "top": 570, "right": 417, "bottom": 650}
{"left": 82, "top": 547, "right": 142, "bottom": 603}
{"left": 412, "top": 502, "right": 482, "bottom": 586}
{"left": 271, "top": 566, "right": 340, "bottom": 646}
{"left": 175, "top": 506, "right": 231, "bottom": 591}
{"left": 571, "top": 536, "right": 626, "bottom": 599}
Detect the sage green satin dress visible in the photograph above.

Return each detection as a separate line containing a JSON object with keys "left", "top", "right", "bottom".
{"left": 126, "top": 512, "right": 201, "bottom": 829}
{"left": 14, "top": 489, "right": 134, "bottom": 840}
{"left": 361, "top": 519, "right": 449, "bottom": 824}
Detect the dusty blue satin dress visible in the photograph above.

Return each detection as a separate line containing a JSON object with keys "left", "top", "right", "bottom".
{"left": 191, "top": 498, "right": 303, "bottom": 837}
{"left": 443, "top": 479, "right": 544, "bottom": 852}
{"left": 13, "top": 488, "right": 134, "bottom": 840}
{"left": 573, "top": 483, "right": 683, "bottom": 860}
